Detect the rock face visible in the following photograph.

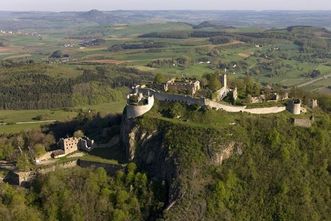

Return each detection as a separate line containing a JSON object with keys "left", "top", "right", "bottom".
{"left": 120, "top": 116, "right": 180, "bottom": 204}
{"left": 120, "top": 115, "right": 243, "bottom": 214}
{"left": 211, "top": 141, "right": 243, "bottom": 165}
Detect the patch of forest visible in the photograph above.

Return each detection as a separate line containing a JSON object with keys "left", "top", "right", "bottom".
{"left": 136, "top": 103, "right": 331, "bottom": 221}
{"left": 0, "top": 64, "right": 153, "bottom": 110}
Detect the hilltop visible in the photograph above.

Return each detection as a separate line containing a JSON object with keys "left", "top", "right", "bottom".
{"left": 120, "top": 101, "right": 331, "bottom": 220}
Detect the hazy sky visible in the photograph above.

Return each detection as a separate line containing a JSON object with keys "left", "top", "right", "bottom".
{"left": 1, "top": 0, "right": 331, "bottom": 11}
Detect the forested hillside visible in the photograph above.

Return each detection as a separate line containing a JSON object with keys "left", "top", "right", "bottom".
{"left": 0, "top": 165, "right": 164, "bottom": 221}
{"left": 0, "top": 100, "right": 330, "bottom": 220}
{"left": 0, "top": 64, "right": 153, "bottom": 109}
{"left": 123, "top": 102, "right": 331, "bottom": 221}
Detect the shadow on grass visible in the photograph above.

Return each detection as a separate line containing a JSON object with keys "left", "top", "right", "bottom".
{"left": 88, "top": 144, "right": 126, "bottom": 164}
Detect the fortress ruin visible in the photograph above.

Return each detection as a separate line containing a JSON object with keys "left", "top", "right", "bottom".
{"left": 164, "top": 78, "right": 201, "bottom": 95}
{"left": 125, "top": 85, "right": 294, "bottom": 119}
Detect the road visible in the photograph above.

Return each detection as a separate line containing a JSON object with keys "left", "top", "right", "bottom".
{"left": 296, "top": 74, "right": 331, "bottom": 88}
{"left": 0, "top": 120, "right": 56, "bottom": 126}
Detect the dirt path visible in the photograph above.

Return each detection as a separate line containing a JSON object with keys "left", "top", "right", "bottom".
{"left": 297, "top": 74, "right": 331, "bottom": 88}
{"left": 0, "top": 120, "right": 56, "bottom": 126}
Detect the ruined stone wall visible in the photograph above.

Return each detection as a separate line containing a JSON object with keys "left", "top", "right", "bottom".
{"left": 154, "top": 92, "right": 205, "bottom": 106}
{"left": 217, "top": 87, "right": 229, "bottom": 100}
{"left": 134, "top": 87, "right": 287, "bottom": 116}
{"left": 204, "top": 99, "right": 246, "bottom": 112}
{"left": 35, "top": 152, "right": 53, "bottom": 163}
{"left": 244, "top": 106, "right": 286, "bottom": 114}
{"left": 293, "top": 118, "right": 312, "bottom": 128}
{"left": 37, "top": 160, "right": 78, "bottom": 174}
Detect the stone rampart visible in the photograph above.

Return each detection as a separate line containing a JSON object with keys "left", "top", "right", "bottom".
{"left": 134, "top": 87, "right": 287, "bottom": 116}
{"left": 243, "top": 106, "right": 286, "bottom": 114}
{"left": 37, "top": 160, "right": 78, "bottom": 174}
{"left": 204, "top": 99, "right": 246, "bottom": 112}
{"left": 154, "top": 92, "right": 205, "bottom": 106}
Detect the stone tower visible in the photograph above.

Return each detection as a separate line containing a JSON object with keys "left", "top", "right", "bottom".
{"left": 308, "top": 99, "right": 318, "bottom": 109}
{"left": 232, "top": 87, "right": 238, "bottom": 101}
{"left": 287, "top": 99, "right": 301, "bottom": 115}
{"left": 222, "top": 73, "right": 227, "bottom": 89}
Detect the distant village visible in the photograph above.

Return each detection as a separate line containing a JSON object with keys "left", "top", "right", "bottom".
{"left": 0, "top": 29, "right": 42, "bottom": 39}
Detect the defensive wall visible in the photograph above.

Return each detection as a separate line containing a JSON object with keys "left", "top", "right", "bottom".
{"left": 243, "top": 106, "right": 286, "bottom": 114}
{"left": 128, "top": 87, "right": 288, "bottom": 117}
{"left": 204, "top": 99, "right": 246, "bottom": 112}
{"left": 4, "top": 159, "right": 123, "bottom": 187}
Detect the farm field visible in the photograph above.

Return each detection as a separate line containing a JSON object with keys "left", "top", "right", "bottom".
{"left": 0, "top": 101, "right": 126, "bottom": 134}
{"left": 1, "top": 19, "right": 331, "bottom": 133}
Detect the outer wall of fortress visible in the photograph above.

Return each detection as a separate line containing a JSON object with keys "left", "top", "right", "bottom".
{"left": 126, "top": 88, "right": 288, "bottom": 119}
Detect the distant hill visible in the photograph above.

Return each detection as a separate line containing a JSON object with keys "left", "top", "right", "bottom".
{"left": 193, "top": 21, "right": 235, "bottom": 30}
{"left": 0, "top": 11, "right": 331, "bottom": 31}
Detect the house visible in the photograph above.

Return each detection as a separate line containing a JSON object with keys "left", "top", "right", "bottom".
{"left": 51, "top": 150, "right": 66, "bottom": 159}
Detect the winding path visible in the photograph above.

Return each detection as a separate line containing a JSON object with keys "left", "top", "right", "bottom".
{"left": 296, "top": 74, "right": 331, "bottom": 88}
{"left": 0, "top": 120, "right": 56, "bottom": 126}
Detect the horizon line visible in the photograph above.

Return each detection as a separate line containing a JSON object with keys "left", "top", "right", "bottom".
{"left": 1, "top": 9, "right": 331, "bottom": 13}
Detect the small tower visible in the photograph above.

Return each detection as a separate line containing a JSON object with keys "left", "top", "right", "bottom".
{"left": 287, "top": 99, "right": 301, "bottom": 115}
{"left": 232, "top": 87, "right": 238, "bottom": 101}
{"left": 308, "top": 99, "right": 318, "bottom": 109}
{"left": 222, "top": 73, "right": 227, "bottom": 89}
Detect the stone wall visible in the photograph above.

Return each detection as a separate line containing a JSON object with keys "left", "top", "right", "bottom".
{"left": 35, "top": 152, "right": 53, "bottom": 164}
{"left": 217, "top": 87, "right": 230, "bottom": 100}
{"left": 154, "top": 92, "right": 205, "bottom": 106}
{"left": 293, "top": 118, "right": 313, "bottom": 128}
{"left": 133, "top": 87, "right": 288, "bottom": 117}
{"left": 244, "top": 106, "right": 286, "bottom": 114}
{"left": 37, "top": 160, "right": 78, "bottom": 174}
{"left": 204, "top": 99, "right": 246, "bottom": 112}
{"left": 4, "top": 159, "right": 123, "bottom": 187}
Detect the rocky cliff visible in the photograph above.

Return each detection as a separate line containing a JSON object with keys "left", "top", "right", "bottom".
{"left": 120, "top": 114, "right": 244, "bottom": 220}
{"left": 120, "top": 116, "right": 180, "bottom": 205}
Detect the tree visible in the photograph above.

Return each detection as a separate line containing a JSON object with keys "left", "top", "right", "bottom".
{"left": 49, "top": 50, "right": 63, "bottom": 58}
{"left": 168, "top": 102, "right": 185, "bottom": 118}
{"left": 73, "top": 130, "right": 84, "bottom": 138}
{"left": 33, "top": 144, "right": 46, "bottom": 157}
{"left": 207, "top": 73, "right": 222, "bottom": 92}
{"left": 154, "top": 73, "right": 165, "bottom": 84}
{"left": 16, "top": 154, "right": 31, "bottom": 171}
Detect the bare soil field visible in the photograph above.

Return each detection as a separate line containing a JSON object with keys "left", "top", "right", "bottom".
{"left": 0, "top": 47, "right": 12, "bottom": 52}
{"left": 84, "top": 59, "right": 125, "bottom": 64}
{"left": 318, "top": 87, "right": 331, "bottom": 95}
{"left": 238, "top": 51, "right": 253, "bottom": 58}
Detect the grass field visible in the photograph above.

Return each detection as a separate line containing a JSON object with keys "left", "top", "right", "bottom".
{"left": 0, "top": 101, "right": 126, "bottom": 134}
{"left": 0, "top": 22, "right": 330, "bottom": 134}
{"left": 3, "top": 22, "right": 330, "bottom": 92}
